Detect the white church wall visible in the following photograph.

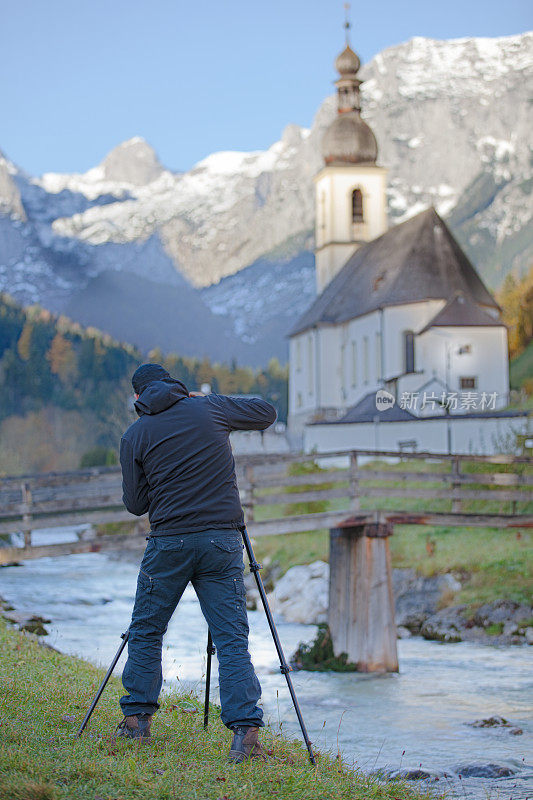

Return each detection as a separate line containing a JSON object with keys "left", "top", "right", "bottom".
{"left": 418, "top": 326, "right": 509, "bottom": 409}
{"left": 383, "top": 301, "right": 445, "bottom": 380}
{"left": 304, "top": 414, "right": 530, "bottom": 456}
{"left": 340, "top": 312, "right": 382, "bottom": 406}
{"left": 318, "top": 325, "right": 342, "bottom": 408}
{"left": 289, "top": 331, "right": 319, "bottom": 416}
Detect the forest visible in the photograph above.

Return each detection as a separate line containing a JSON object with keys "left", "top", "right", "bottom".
{"left": 0, "top": 293, "right": 288, "bottom": 474}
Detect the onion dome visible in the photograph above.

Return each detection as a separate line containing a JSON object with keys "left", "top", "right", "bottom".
{"left": 335, "top": 45, "right": 360, "bottom": 76}
{"left": 322, "top": 112, "right": 378, "bottom": 165}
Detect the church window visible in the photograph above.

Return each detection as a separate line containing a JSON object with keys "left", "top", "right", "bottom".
{"left": 351, "top": 341, "right": 357, "bottom": 387}
{"left": 363, "top": 336, "right": 369, "bottom": 383}
{"left": 308, "top": 335, "right": 314, "bottom": 395}
{"left": 404, "top": 331, "right": 415, "bottom": 374}
{"left": 296, "top": 391, "right": 303, "bottom": 408}
{"left": 460, "top": 376, "right": 477, "bottom": 390}
{"left": 376, "top": 332, "right": 382, "bottom": 380}
{"left": 352, "top": 189, "right": 364, "bottom": 223}
{"left": 295, "top": 339, "right": 302, "bottom": 372}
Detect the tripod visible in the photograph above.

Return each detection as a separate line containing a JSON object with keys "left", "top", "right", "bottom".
{"left": 77, "top": 526, "right": 316, "bottom": 765}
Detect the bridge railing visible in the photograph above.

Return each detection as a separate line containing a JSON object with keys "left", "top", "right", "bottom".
{"left": 0, "top": 450, "right": 531, "bottom": 563}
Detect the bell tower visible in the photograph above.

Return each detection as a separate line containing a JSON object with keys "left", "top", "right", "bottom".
{"left": 315, "top": 11, "right": 388, "bottom": 293}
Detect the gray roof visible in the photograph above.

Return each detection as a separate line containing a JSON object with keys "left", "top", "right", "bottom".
{"left": 332, "top": 392, "right": 418, "bottom": 424}
{"left": 420, "top": 292, "right": 505, "bottom": 332}
{"left": 290, "top": 208, "right": 499, "bottom": 337}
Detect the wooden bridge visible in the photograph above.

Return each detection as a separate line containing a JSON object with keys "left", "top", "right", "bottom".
{"left": 1, "top": 449, "right": 531, "bottom": 672}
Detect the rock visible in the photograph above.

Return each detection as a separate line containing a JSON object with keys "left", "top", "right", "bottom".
{"left": 455, "top": 763, "right": 515, "bottom": 778}
{"left": 503, "top": 620, "right": 518, "bottom": 636}
{"left": 397, "top": 626, "right": 412, "bottom": 639}
{"left": 473, "top": 600, "right": 532, "bottom": 628}
{"left": 22, "top": 618, "right": 49, "bottom": 636}
{"left": 61, "top": 714, "right": 76, "bottom": 723}
{"left": 393, "top": 569, "right": 461, "bottom": 633}
{"left": 509, "top": 728, "right": 523, "bottom": 735}
{"left": 386, "top": 768, "right": 436, "bottom": 781}
{"left": 467, "top": 715, "right": 509, "bottom": 728}
{"left": 244, "top": 560, "right": 282, "bottom": 610}
{"left": 525, "top": 627, "right": 533, "bottom": 645}
{"left": 267, "top": 561, "right": 329, "bottom": 624}
{"left": 421, "top": 606, "right": 468, "bottom": 642}
{"left": 3, "top": 612, "right": 50, "bottom": 636}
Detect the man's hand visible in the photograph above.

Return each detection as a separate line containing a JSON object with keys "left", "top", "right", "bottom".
{"left": 189, "top": 391, "right": 205, "bottom": 397}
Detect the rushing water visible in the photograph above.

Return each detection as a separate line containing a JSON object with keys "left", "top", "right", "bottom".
{"left": 1, "top": 527, "right": 532, "bottom": 800}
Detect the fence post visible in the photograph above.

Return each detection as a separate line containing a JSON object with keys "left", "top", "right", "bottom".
{"left": 328, "top": 522, "right": 398, "bottom": 672}
{"left": 349, "top": 452, "right": 360, "bottom": 512}
{"left": 21, "top": 482, "right": 33, "bottom": 549}
{"left": 451, "top": 455, "right": 462, "bottom": 514}
{"left": 242, "top": 463, "right": 255, "bottom": 524}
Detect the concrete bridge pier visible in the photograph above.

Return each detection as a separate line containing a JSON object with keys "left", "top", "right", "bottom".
{"left": 328, "top": 522, "right": 398, "bottom": 672}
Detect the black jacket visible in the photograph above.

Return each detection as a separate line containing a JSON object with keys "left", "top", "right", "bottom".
{"left": 120, "top": 380, "right": 277, "bottom": 533}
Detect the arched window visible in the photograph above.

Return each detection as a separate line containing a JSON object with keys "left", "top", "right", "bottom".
{"left": 352, "top": 189, "right": 364, "bottom": 223}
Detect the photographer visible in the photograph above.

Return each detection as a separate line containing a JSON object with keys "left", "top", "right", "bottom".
{"left": 116, "top": 363, "right": 276, "bottom": 763}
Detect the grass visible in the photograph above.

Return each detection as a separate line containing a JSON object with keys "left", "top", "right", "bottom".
{"left": 0, "top": 620, "right": 439, "bottom": 800}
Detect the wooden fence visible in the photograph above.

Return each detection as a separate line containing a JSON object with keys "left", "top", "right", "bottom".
{"left": 0, "top": 449, "right": 532, "bottom": 566}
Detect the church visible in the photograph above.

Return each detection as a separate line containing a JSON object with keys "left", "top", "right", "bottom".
{"left": 288, "top": 37, "right": 513, "bottom": 452}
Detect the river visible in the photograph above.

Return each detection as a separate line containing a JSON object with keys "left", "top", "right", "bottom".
{"left": 1, "top": 526, "right": 532, "bottom": 800}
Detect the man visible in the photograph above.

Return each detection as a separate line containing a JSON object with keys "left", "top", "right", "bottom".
{"left": 116, "top": 363, "right": 277, "bottom": 762}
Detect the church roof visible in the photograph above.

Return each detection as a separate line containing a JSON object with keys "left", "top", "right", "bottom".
{"left": 332, "top": 392, "right": 417, "bottom": 424}
{"left": 419, "top": 292, "right": 505, "bottom": 332}
{"left": 290, "top": 208, "right": 499, "bottom": 337}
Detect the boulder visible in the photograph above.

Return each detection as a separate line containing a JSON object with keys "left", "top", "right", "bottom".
{"left": 267, "top": 561, "right": 329, "bottom": 624}
{"left": 473, "top": 600, "right": 532, "bottom": 628}
{"left": 421, "top": 606, "right": 468, "bottom": 642}
{"left": 393, "top": 568, "right": 461, "bottom": 632}
{"left": 455, "top": 763, "right": 515, "bottom": 778}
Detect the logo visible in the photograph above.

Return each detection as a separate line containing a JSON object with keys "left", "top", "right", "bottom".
{"left": 375, "top": 389, "right": 396, "bottom": 412}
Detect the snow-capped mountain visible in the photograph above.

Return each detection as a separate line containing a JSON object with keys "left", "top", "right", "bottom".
{"left": 0, "top": 32, "right": 531, "bottom": 364}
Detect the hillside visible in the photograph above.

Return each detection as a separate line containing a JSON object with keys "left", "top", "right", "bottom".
{"left": 0, "top": 294, "right": 288, "bottom": 474}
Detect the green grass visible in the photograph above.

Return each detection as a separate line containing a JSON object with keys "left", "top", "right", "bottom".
{"left": 0, "top": 621, "right": 437, "bottom": 800}
{"left": 389, "top": 525, "right": 532, "bottom": 606}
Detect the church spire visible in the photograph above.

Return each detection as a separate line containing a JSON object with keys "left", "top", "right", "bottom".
{"left": 334, "top": 4, "right": 362, "bottom": 115}
{"left": 321, "top": 16, "right": 377, "bottom": 165}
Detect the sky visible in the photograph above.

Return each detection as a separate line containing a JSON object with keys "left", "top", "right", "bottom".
{"left": 0, "top": 0, "right": 531, "bottom": 176}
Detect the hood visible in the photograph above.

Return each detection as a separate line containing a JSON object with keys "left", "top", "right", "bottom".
{"left": 134, "top": 379, "right": 188, "bottom": 416}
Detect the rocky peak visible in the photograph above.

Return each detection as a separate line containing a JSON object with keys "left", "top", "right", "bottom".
{"left": 100, "top": 137, "right": 163, "bottom": 186}
{"left": 0, "top": 152, "right": 26, "bottom": 220}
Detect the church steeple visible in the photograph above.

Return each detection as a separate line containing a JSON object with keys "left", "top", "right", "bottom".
{"left": 314, "top": 9, "right": 387, "bottom": 293}
{"left": 322, "top": 12, "right": 378, "bottom": 166}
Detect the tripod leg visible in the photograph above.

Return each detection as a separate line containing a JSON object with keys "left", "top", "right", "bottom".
{"left": 77, "top": 630, "right": 129, "bottom": 737}
{"left": 203, "top": 629, "right": 216, "bottom": 729}
{"left": 241, "top": 527, "right": 316, "bottom": 766}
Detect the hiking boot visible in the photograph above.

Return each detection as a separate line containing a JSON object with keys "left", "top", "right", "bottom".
{"left": 228, "top": 726, "right": 266, "bottom": 763}
{"left": 115, "top": 713, "right": 152, "bottom": 742}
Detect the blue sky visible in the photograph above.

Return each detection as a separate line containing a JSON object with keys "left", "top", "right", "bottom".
{"left": 1, "top": 0, "right": 531, "bottom": 175}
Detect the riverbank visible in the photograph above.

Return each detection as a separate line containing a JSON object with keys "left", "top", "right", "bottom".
{"left": 0, "top": 619, "right": 438, "bottom": 800}
{"left": 248, "top": 525, "right": 533, "bottom": 646}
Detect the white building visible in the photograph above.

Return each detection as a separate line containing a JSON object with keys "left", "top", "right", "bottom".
{"left": 287, "top": 39, "right": 522, "bottom": 453}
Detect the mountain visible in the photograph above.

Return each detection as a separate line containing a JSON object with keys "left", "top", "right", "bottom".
{"left": 0, "top": 32, "right": 531, "bottom": 365}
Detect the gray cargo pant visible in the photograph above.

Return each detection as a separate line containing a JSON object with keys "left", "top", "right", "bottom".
{"left": 120, "top": 528, "right": 263, "bottom": 729}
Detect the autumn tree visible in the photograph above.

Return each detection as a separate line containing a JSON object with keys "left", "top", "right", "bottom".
{"left": 46, "top": 333, "right": 77, "bottom": 383}
{"left": 497, "top": 265, "right": 533, "bottom": 359}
